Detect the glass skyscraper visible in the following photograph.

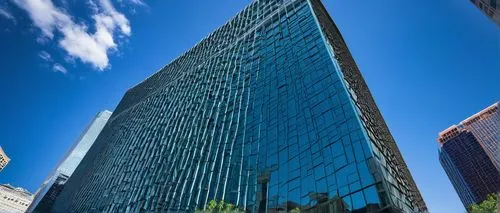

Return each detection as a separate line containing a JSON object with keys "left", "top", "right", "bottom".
{"left": 53, "top": 0, "right": 427, "bottom": 212}
{"left": 438, "top": 102, "right": 499, "bottom": 209}
{"left": 27, "top": 111, "right": 112, "bottom": 213}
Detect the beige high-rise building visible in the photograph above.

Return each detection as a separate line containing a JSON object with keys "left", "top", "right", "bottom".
{"left": 0, "top": 146, "right": 10, "bottom": 172}
{"left": 0, "top": 184, "right": 33, "bottom": 213}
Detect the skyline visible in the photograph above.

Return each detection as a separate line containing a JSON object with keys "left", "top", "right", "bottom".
{"left": 0, "top": 0, "right": 499, "bottom": 212}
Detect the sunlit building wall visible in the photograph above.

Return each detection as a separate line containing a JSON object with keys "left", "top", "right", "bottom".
{"left": 0, "top": 184, "right": 33, "bottom": 213}
{"left": 0, "top": 146, "right": 10, "bottom": 173}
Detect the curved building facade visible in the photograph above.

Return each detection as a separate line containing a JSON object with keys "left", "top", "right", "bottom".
{"left": 53, "top": 0, "right": 427, "bottom": 212}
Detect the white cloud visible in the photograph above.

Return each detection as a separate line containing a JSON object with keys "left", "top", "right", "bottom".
{"left": 117, "top": 0, "right": 147, "bottom": 7}
{"left": 53, "top": 63, "right": 68, "bottom": 74}
{"left": 38, "top": 50, "right": 52, "bottom": 62}
{"left": 36, "top": 36, "right": 50, "bottom": 44}
{"left": 87, "top": 0, "right": 99, "bottom": 13}
{"left": 0, "top": 7, "right": 16, "bottom": 23}
{"left": 12, "top": 0, "right": 131, "bottom": 70}
{"left": 11, "top": 0, "right": 69, "bottom": 38}
{"left": 130, "top": 0, "right": 147, "bottom": 7}
{"left": 64, "top": 55, "right": 75, "bottom": 64}
{"left": 98, "top": 0, "right": 131, "bottom": 35}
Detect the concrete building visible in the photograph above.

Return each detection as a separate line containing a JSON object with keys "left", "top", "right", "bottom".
{"left": 53, "top": 0, "right": 427, "bottom": 212}
{"left": 470, "top": 0, "right": 500, "bottom": 26}
{"left": 0, "top": 184, "right": 33, "bottom": 213}
{"left": 27, "top": 111, "right": 112, "bottom": 213}
{"left": 0, "top": 146, "right": 10, "bottom": 173}
{"left": 438, "top": 101, "right": 500, "bottom": 209}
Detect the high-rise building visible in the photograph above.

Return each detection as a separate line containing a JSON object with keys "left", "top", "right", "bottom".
{"left": 459, "top": 102, "right": 500, "bottom": 169}
{"left": 0, "top": 146, "right": 10, "bottom": 172}
{"left": 53, "top": 0, "right": 427, "bottom": 212}
{"left": 438, "top": 102, "right": 500, "bottom": 209}
{"left": 0, "top": 184, "right": 33, "bottom": 213}
{"left": 27, "top": 111, "right": 112, "bottom": 213}
{"left": 469, "top": 0, "right": 500, "bottom": 26}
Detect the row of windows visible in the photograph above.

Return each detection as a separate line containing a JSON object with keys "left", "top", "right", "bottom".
{"left": 1, "top": 195, "right": 30, "bottom": 207}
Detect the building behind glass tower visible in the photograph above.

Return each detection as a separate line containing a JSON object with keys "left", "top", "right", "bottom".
{"left": 27, "top": 111, "right": 112, "bottom": 213}
{"left": 438, "top": 102, "right": 500, "bottom": 209}
{"left": 53, "top": 0, "right": 427, "bottom": 212}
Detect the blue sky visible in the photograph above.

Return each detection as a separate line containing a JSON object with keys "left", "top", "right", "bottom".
{"left": 0, "top": 0, "right": 498, "bottom": 212}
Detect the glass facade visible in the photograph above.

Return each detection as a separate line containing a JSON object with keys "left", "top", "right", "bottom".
{"left": 27, "top": 111, "right": 112, "bottom": 213}
{"left": 438, "top": 102, "right": 500, "bottom": 209}
{"left": 439, "top": 131, "right": 500, "bottom": 208}
{"left": 53, "top": 0, "right": 427, "bottom": 212}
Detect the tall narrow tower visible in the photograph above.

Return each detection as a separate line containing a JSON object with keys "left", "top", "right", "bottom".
{"left": 54, "top": 0, "right": 427, "bottom": 212}
{"left": 27, "top": 111, "right": 112, "bottom": 213}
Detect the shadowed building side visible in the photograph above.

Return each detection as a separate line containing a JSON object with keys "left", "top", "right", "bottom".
{"left": 438, "top": 101, "right": 500, "bottom": 209}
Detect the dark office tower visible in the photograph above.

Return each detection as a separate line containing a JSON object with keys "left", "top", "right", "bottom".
{"left": 438, "top": 102, "right": 500, "bottom": 209}
{"left": 53, "top": 0, "right": 427, "bottom": 212}
{"left": 27, "top": 111, "right": 112, "bottom": 213}
{"left": 469, "top": 0, "right": 500, "bottom": 26}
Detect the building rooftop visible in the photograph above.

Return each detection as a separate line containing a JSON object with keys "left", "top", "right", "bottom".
{"left": 437, "top": 101, "right": 499, "bottom": 145}
{"left": 0, "top": 184, "right": 33, "bottom": 198}
{"left": 438, "top": 125, "right": 461, "bottom": 144}
{"left": 461, "top": 102, "right": 498, "bottom": 126}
